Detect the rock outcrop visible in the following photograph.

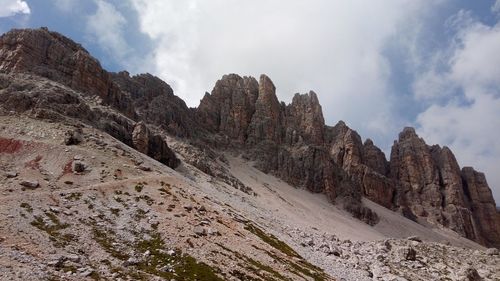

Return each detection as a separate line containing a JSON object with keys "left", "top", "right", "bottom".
{"left": 0, "top": 28, "right": 179, "bottom": 169}
{"left": 390, "top": 127, "right": 499, "bottom": 247}
{"left": 462, "top": 167, "right": 500, "bottom": 247}
{"left": 111, "top": 72, "right": 195, "bottom": 137}
{"left": 197, "top": 74, "right": 259, "bottom": 143}
{"left": 246, "top": 74, "right": 283, "bottom": 144}
{"left": 0, "top": 27, "right": 136, "bottom": 118}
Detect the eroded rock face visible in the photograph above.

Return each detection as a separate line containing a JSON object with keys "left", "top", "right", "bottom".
{"left": 198, "top": 74, "right": 259, "bottom": 143}
{"left": 112, "top": 72, "right": 194, "bottom": 137}
{"left": 0, "top": 28, "right": 136, "bottom": 118}
{"left": 327, "top": 122, "right": 394, "bottom": 209}
{"left": 132, "top": 122, "right": 149, "bottom": 155}
{"left": 390, "top": 127, "right": 499, "bottom": 247}
{"left": 247, "top": 74, "right": 283, "bottom": 144}
{"left": 285, "top": 91, "right": 325, "bottom": 145}
{"left": 462, "top": 167, "right": 500, "bottom": 248}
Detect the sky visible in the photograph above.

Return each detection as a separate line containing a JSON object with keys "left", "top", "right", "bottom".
{"left": 1, "top": 0, "right": 499, "bottom": 204}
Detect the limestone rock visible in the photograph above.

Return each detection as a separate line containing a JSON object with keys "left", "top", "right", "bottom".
{"left": 462, "top": 167, "right": 500, "bottom": 248}
{"left": 0, "top": 28, "right": 136, "bottom": 118}
{"left": 132, "top": 122, "right": 149, "bottom": 155}
{"left": 247, "top": 74, "right": 283, "bottom": 144}
{"left": 64, "top": 128, "right": 83, "bottom": 145}
{"left": 198, "top": 74, "right": 259, "bottom": 143}
{"left": 112, "top": 72, "right": 194, "bottom": 137}
{"left": 284, "top": 91, "right": 325, "bottom": 145}
{"left": 20, "top": 180, "right": 39, "bottom": 189}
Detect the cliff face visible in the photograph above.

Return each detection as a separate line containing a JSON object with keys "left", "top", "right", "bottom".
{"left": 0, "top": 28, "right": 498, "bottom": 247}
{"left": 389, "top": 128, "right": 500, "bottom": 247}
{"left": 0, "top": 28, "right": 179, "bottom": 169}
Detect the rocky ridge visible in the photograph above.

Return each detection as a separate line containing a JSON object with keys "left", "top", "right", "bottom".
{"left": 0, "top": 26, "right": 498, "bottom": 250}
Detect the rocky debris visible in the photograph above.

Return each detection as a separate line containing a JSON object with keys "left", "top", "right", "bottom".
{"left": 286, "top": 226, "right": 500, "bottom": 281}
{"left": 485, "top": 248, "right": 499, "bottom": 255}
{"left": 72, "top": 161, "right": 86, "bottom": 173}
{"left": 5, "top": 171, "right": 17, "bottom": 178}
{"left": 19, "top": 180, "right": 39, "bottom": 189}
{"left": 172, "top": 142, "right": 253, "bottom": 194}
{"left": 123, "top": 257, "right": 139, "bottom": 267}
{"left": 461, "top": 267, "right": 482, "bottom": 281}
{"left": 64, "top": 128, "right": 83, "bottom": 145}
{"left": 193, "top": 226, "right": 206, "bottom": 236}
{"left": 136, "top": 163, "right": 151, "bottom": 171}
{"left": 396, "top": 246, "right": 417, "bottom": 261}
{"left": 407, "top": 236, "right": 422, "bottom": 243}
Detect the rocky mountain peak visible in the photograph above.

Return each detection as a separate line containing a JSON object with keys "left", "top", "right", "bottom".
{"left": 288, "top": 91, "right": 325, "bottom": 144}
{"left": 398, "top": 126, "right": 418, "bottom": 141}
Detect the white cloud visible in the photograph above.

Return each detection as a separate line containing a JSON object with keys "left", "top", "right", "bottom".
{"left": 0, "top": 0, "right": 30, "bottom": 17}
{"left": 86, "top": 0, "right": 130, "bottom": 60}
{"left": 416, "top": 11, "right": 500, "bottom": 203}
{"left": 493, "top": 0, "right": 500, "bottom": 16}
{"left": 129, "top": 0, "right": 444, "bottom": 149}
{"left": 52, "top": 0, "right": 79, "bottom": 13}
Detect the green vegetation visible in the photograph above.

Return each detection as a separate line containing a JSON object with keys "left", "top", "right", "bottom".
{"left": 134, "top": 231, "right": 223, "bottom": 281}
{"left": 244, "top": 223, "right": 300, "bottom": 258}
{"left": 92, "top": 227, "right": 129, "bottom": 260}
{"left": 30, "top": 212, "right": 75, "bottom": 247}
{"left": 243, "top": 224, "right": 329, "bottom": 281}
{"left": 91, "top": 222, "right": 222, "bottom": 281}
{"left": 134, "top": 183, "right": 144, "bottom": 192}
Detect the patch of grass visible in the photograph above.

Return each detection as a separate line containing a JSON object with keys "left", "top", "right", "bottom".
{"left": 30, "top": 212, "right": 74, "bottom": 247}
{"left": 20, "top": 202, "right": 33, "bottom": 213}
{"left": 134, "top": 183, "right": 144, "bottom": 192}
{"left": 92, "top": 227, "right": 129, "bottom": 261}
{"left": 65, "top": 192, "right": 82, "bottom": 201}
{"left": 134, "top": 231, "right": 223, "bottom": 281}
{"left": 243, "top": 224, "right": 330, "bottom": 281}
{"left": 244, "top": 223, "right": 300, "bottom": 258}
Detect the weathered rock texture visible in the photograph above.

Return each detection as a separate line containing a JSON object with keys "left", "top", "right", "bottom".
{"left": 0, "top": 28, "right": 179, "bottom": 169}
{"left": 0, "top": 27, "right": 136, "bottom": 118}
{"left": 390, "top": 127, "right": 500, "bottom": 248}
{"left": 0, "top": 27, "right": 498, "bottom": 247}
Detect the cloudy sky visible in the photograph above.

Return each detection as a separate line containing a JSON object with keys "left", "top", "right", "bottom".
{"left": 1, "top": 0, "right": 499, "bottom": 203}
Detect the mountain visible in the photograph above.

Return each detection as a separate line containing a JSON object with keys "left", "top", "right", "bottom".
{"left": 0, "top": 27, "right": 499, "bottom": 280}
